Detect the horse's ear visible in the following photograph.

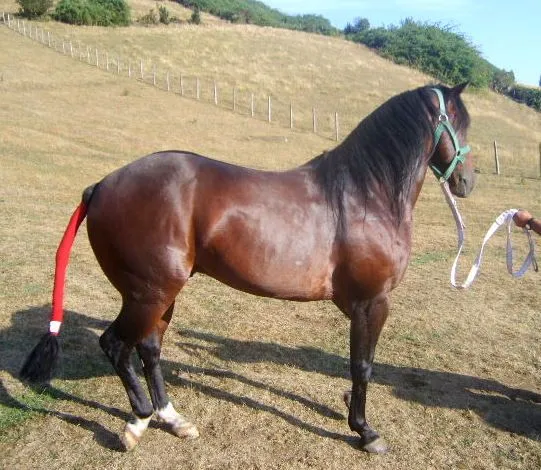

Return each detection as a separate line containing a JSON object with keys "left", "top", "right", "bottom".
{"left": 452, "top": 82, "right": 469, "bottom": 95}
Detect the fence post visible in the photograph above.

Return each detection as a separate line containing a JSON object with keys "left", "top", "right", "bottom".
{"left": 70, "top": 41, "right": 73, "bottom": 57}
{"left": 196, "top": 78, "right": 200, "bottom": 99}
{"left": 335, "top": 112, "right": 339, "bottom": 141}
{"left": 312, "top": 107, "right": 317, "bottom": 133}
{"left": 96, "top": 48, "right": 99, "bottom": 68}
{"left": 290, "top": 103, "right": 293, "bottom": 129}
{"left": 48, "top": 31, "right": 52, "bottom": 48}
{"left": 539, "top": 143, "right": 541, "bottom": 178}
{"left": 180, "top": 74, "right": 184, "bottom": 96}
{"left": 128, "top": 61, "right": 131, "bottom": 78}
{"left": 117, "top": 57, "right": 121, "bottom": 74}
{"left": 493, "top": 140, "right": 500, "bottom": 175}
{"left": 268, "top": 96, "right": 271, "bottom": 122}
{"left": 106, "top": 53, "right": 109, "bottom": 71}
{"left": 166, "top": 71, "right": 170, "bottom": 91}
{"left": 86, "top": 46, "right": 90, "bottom": 63}
{"left": 213, "top": 81, "right": 218, "bottom": 105}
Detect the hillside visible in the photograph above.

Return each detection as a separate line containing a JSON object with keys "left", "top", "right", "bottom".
{"left": 1, "top": 0, "right": 540, "bottom": 176}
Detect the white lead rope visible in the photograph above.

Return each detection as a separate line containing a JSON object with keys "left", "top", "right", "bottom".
{"left": 440, "top": 181, "right": 538, "bottom": 289}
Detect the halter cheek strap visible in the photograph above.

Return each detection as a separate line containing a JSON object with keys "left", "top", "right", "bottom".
{"left": 429, "top": 88, "right": 471, "bottom": 182}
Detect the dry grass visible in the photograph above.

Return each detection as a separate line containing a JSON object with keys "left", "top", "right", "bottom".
{"left": 0, "top": 6, "right": 541, "bottom": 469}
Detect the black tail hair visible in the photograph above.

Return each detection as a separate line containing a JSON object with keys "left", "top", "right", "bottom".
{"left": 20, "top": 333, "right": 60, "bottom": 384}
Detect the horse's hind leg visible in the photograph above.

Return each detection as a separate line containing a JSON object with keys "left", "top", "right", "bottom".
{"left": 99, "top": 299, "right": 176, "bottom": 451}
{"left": 136, "top": 302, "right": 199, "bottom": 440}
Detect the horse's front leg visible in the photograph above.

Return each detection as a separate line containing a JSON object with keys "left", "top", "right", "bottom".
{"left": 345, "top": 295, "right": 390, "bottom": 453}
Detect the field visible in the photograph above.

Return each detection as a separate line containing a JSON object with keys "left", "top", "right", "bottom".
{"left": 1, "top": 3, "right": 541, "bottom": 469}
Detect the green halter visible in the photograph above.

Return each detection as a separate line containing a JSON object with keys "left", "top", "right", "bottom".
{"left": 429, "top": 88, "right": 471, "bottom": 182}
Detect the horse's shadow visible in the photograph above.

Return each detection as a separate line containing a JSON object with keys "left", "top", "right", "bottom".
{"left": 1, "top": 305, "right": 540, "bottom": 450}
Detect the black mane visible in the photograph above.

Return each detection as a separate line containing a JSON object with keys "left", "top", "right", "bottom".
{"left": 311, "top": 84, "right": 470, "bottom": 231}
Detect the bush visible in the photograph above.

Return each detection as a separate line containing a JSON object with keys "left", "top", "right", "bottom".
{"left": 190, "top": 5, "right": 201, "bottom": 24}
{"left": 348, "top": 19, "right": 494, "bottom": 88}
{"left": 17, "top": 0, "right": 53, "bottom": 18}
{"left": 158, "top": 4, "right": 170, "bottom": 24}
{"left": 53, "top": 0, "right": 131, "bottom": 26}
{"left": 138, "top": 8, "right": 158, "bottom": 25}
{"left": 175, "top": 0, "right": 338, "bottom": 35}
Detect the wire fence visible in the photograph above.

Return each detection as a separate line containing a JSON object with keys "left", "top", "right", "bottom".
{"left": 1, "top": 13, "right": 343, "bottom": 141}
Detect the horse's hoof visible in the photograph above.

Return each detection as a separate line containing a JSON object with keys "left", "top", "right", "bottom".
{"left": 361, "top": 437, "right": 389, "bottom": 454}
{"left": 172, "top": 421, "right": 200, "bottom": 439}
{"left": 120, "top": 429, "right": 140, "bottom": 452}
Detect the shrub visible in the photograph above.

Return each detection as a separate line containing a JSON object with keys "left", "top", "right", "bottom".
{"left": 138, "top": 8, "right": 158, "bottom": 25}
{"left": 53, "top": 0, "right": 131, "bottom": 26}
{"left": 17, "top": 0, "right": 53, "bottom": 19}
{"left": 158, "top": 4, "right": 170, "bottom": 24}
{"left": 190, "top": 5, "right": 201, "bottom": 24}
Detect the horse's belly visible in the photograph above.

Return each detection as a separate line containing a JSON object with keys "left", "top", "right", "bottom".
{"left": 195, "top": 246, "right": 334, "bottom": 301}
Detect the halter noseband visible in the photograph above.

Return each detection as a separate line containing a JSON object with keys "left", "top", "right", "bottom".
{"left": 429, "top": 88, "right": 471, "bottom": 182}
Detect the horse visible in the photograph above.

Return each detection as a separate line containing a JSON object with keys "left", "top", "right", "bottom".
{"left": 20, "top": 83, "right": 475, "bottom": 454}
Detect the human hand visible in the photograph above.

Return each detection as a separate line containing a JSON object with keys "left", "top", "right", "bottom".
{"left": 513, "top": 209, "right": 534, "bottom": 228}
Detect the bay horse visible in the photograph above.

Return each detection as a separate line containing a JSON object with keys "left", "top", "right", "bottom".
{"left": 21, "top": 83, "right": 475, "bottom": 453}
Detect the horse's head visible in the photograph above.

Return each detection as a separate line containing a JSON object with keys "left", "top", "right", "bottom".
{"left": 428, "top": 83, "right": 476, "bottom": 197}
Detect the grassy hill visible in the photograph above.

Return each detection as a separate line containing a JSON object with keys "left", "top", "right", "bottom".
{"left": 1, "top": 2, "right": 540, "bottom": 468}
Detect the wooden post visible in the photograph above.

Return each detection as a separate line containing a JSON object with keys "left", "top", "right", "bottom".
{"left": 251, "top": 93, "right": 254, "bottom": 117}
{"left": 106, "top": 53, "right": 109, "bottom": 71}
{"left": 335, "top": 112, "right": 339, "bottom": 141}
{"left": 23, "top": 21, "right": 26, "bottom": 36}
{"left": 196, "top": 78, "right": 200, "bottom": 99}
{"left": 180, "top": 74, "right": 184, "bottom": 96}
{"left": 166, "top": 71, "right": 170, "bottom": 91}
{"left": 86, "top": 46, "right": 90, "bottom": 63}
{"left": 70, "top": 41, "right": 73, "bottom": 57}
{"left": 213, "top": 81, "right": 218, "bottom": 105}
{"left": 140, "top": 60, "right": 144, "bottom": 79}
{"left": 268, "top": 96, "right": 271, "bottom": 122}
{"left": 62, "top": 40, "right": 66, "bottom": 55}
{"left": 538, "top": 143, "right": 541, "bottom": 178}
{"left": 95, "top": 49, "right": 99, "bottom": 68}
{"left": 290, "top": 103, "right": 293, "bottom": 129}
{"left": 493, "top": 140, "right": 500, "bottom": 175}
{"left": 117, "top": 57, "right": 121, "bottom": 74}
{"left": 128, "top": 61, "right": 131, "bottom": 78}
{"left": 48, "top": 31, "right": 52, "bottom": 48}
{"left": 312, "top": 107, "right": 317, "bottom": 133}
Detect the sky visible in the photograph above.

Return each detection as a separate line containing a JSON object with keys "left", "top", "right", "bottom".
{"left": 262, "top": 0, "right": 540, "bottom": 87}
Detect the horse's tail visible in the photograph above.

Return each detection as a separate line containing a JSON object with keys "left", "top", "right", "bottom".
{"left": 20, "top": 183, "right": 99, "bottom": 383}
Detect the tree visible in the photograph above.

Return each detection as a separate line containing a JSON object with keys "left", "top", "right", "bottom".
{"left": 17, "top": 0, "right": 53, "bottom": 18}
{"left": 344, "top": 17, "right": 370, "bottom": 35}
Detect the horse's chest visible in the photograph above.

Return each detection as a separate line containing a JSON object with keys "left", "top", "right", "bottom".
{"left": 343, "top": 230, "right": 411, "bottom": 295}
